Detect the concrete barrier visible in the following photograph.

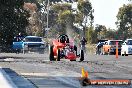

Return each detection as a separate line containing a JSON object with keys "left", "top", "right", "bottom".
{"left": 0, "top": 67, "right": 18, "bottom": 88}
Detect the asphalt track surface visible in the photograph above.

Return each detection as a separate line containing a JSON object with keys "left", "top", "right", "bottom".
{"left": 0, "top": 52, "right": 132, "bottom": 88}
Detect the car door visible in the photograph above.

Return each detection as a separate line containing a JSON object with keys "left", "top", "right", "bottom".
{"left": 12, "top": 37, "right": 23, "bottom": 49}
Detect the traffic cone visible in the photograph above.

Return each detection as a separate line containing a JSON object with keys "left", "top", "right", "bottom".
{"left": 80, "top": 67, "right": 90, "bottom": 86}
{"left": 85, "top": 71, "right": 89, "bottom": 78}
{"left": 82, "top": 67, "right": 89, "bottom": 78}
{"left": 81, "top": 67, "right": 86, "bottom": 77}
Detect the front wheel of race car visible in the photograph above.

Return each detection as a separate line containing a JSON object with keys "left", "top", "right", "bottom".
{"left": 80, "top": 50, "right": 84, "bottom": 61}
{"left": 49, "top": 45, "right": 54, "bottom": 61}
{"left": 57, "top": 49, "right": 60, "bottom": 61}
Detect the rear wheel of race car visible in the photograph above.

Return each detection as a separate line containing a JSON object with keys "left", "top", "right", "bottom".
{"left": 70, "top": 60, "right": 76, "bottom": 61}
{"left": 57, "top": 49, "right": 60, "bottom": 61}
{"left": 80, "top": 50, "right": 84, "bottom": 61}
{"left": 49, "top": 45, "right": 54, "bottom": 61}
{"left": 74, "top": 45, "right": 77, "bottom": 56}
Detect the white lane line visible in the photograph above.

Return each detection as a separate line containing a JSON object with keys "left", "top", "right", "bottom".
{"left": 21, "top": 71, "right": 81, "bottom": 77}
{"left": 0, "top": 67, "right": 18, "bottom": 88}
{"left": 4, "top": 58, "right": 14, "bottom": 62}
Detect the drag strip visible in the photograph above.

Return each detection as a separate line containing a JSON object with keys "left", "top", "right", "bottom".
{"left": 0, "top": 53, "right": 132, "bottom": 88}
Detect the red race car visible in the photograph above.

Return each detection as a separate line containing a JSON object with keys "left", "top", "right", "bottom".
{"left": 49, "top": 34, "right": 84, "bottom": 61}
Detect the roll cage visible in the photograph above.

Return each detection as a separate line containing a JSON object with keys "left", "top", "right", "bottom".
{"left": 58, "top": 34, "right": 69, "bottom": 43}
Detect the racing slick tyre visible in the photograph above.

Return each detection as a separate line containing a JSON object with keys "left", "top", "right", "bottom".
{"left": 49, "top": 45, "right": 54, "bottom": 61}
{"left": 80, "top": 50, "right": 84, "bottom": 61}
{"left": 70, "top": 60, "right": 76, "bottom": 61}
{"left": 57, "top": 49, "right": 60, "bottom": 61}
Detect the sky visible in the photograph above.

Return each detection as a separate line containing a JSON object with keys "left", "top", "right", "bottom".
{"left": 90, "top": 0, "right": 129, "bottom": 29}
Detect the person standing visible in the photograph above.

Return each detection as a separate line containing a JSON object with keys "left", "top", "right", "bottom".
{"left": 74, "top": 34, "right": 80, "bottom": 47}
{"left": 15, "top": 32, "right": 24, "bottom": 53}
{"left": 96, "top": 42, "right": 101, "bottom": 55}
{"left": 16, "top": 32, "right": 24, "bottom": 41}
{"left": 80, "top": 37, "right": 87, "bottom": 53}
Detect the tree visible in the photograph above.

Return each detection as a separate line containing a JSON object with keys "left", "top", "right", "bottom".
{"left": 51, "top": 3, "right": 75, "bottom": 35}
{"left": 24, "top": 3, "right": 43, "bottom": 36}
{"left": 77, "top": 0, "right": 93, "bottom": 37}
{"left": 95, "top": 24, "right": 107, "bottom": 40}
{"left": 0, "top": 0, "right": 29, "bottom": 50}
{"left": 105, "top": 28, "right": 116, "bottom": 40}
{"left": 116, "top": 4, "right": 132, "bottom": 39}
{"left": 86, "top": 27, "right": 94, "bottom": 43}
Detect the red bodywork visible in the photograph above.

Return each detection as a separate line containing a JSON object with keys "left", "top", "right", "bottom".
{"left": 52, "top": 39, "right": 77, "bottom": 60}
{"left": 65, "top": 52, "right": 77, "bottom": 60}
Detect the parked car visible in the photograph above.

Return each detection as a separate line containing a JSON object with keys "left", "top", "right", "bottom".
{"left": 12, "top": 36, "right": 46, "bottom": 54}
{"left": 95, "top": 39, "right": 108, "bottom": 55}
{"left": 121, "top": 39, "right": 132, "bottom": 56}
{"left": 102, "top": 40, "right": 123, "bottom": 55}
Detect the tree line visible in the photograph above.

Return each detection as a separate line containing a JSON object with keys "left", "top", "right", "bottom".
{"left": 0, "top": 0, "right": 131, "bottom": 51}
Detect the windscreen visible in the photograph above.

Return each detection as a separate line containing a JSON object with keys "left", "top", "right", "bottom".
{"left": 127, "top": 40, "right": 132, "bottom": 45}
{"left": 25, "top": 38, "right": 42, "bottom": 42}
{"left": 13, "top": 37, "right": 23, "bottom": 42}
{"left": 109, "top": 41, "right": 123, "bottom": 45}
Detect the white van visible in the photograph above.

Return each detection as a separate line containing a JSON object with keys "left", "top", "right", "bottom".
{"left": 121, "top": 39, "right": 132, "bottom": 56}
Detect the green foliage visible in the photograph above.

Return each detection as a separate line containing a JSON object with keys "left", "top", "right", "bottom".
{"left": 74, "top": 13, "right": 83, "bottom": 23}
{"left": 77, "top": 0, "right": 93, "bottom": 37}
{"left": 78, "top": 0, "right": 92, "bottom": 16}
{"left": 58, "top": 10, "right": 74, "bottom": 24}
{"left": 91, "top": 25, "right": 121, "bottom": 43}
{"left": 51, "top": 3, "right": 74, "bottom": 34}
{"left": 52, "top": 3, "right": 72, "bottom": 24}
{"left": 39, "top": 0, "right": 94, "bottom": 39}
{"left": 86, "top": 27, "right": 94, "bottom": 43}
{"left": 0, "top": 0, "right": 29, "bottom": 47}
{"left": 116, "top": 4, "right": 132, "bottom": 39}
{"left": 52, "top": 3, "right": 71, "bottom": 12}
{"left": 45, "top": 0, "right": 61, "bottom": 3}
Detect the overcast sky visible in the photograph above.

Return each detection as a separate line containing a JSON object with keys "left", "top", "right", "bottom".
{"left": 90, "top": 0, "right": 129, "bottom": 29}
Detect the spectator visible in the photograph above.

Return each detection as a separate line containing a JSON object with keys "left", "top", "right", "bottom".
{"left": 80, "top": 37, "right": 87, "bottom": 53}
{"left": 15, "top": 33, "right": 24, "bottom": 54}
{"left": 74, "top": 34, "right": 80, "bottom": 47}
{"left": 96, "top": 42, "right": 104, "bottom": 55}
{"left": 16, "top": 32, "right": 24, "bottom": 41}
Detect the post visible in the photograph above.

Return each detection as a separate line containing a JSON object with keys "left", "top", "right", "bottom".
{"left": 83, "top": 15, "right": 87, "bottom": 38}
{"left": 46, "top": 0, "right": 49, "bottom": 38}
{"left": 116, "top": 41, "right": 118, "bottom": 58}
